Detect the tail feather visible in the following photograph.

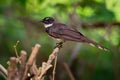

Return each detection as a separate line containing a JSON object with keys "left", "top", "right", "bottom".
{"left": 88, "top": 42, "right": 108, "bottom": 51}
{"left": 77, "top": 35, "right": 109, "bottom": 51}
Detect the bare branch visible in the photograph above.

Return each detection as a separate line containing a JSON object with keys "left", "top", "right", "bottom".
{"left": 63, "top": 62, "right": 75, "bottom": 80}
{"left": 7, "top": 57, "right": 19, "bottom": 80}
{"left": 22, "top": 44, "right": 41, "bottom": 80}
{"left": 0, "top": 64, "right": 8, "bottom": 79}
{"left": 38, "top": 47, "right": 60, "bottom": 80}
{"left": 19, "top": 50, "right": 27, "bottom": 80}
{"left": 1, "top": 43, "right": 61, "bottom": 80}
{"left": 13, "top": 41, "right": 20, "bottom": 58}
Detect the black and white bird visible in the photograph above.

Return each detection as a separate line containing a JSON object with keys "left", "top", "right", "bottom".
{"left": 39, "top": 17, "right": 108, "bottom": 51}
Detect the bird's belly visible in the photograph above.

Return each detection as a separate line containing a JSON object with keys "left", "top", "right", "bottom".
{"left": 52, "top": 37, "right": 63, "bottom": 42}
{"left": 47, "top": 33, "right": 64, "bottom": 42}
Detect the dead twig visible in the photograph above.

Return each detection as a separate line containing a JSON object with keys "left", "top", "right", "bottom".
{"left": 0, "top": 64, "right": 8, "bottom": 79}
{"left": 38, "top": 47, "right": 60, "bottom": 80}
{"left": 1, "top": 43, "right": 61, "bottom": 80}
{"left": 22, "top": 44, "right": 41, "bottom": 80}
{"left": 52, "top": 54, "right": 58, "bottom": 80}
{"left": 19, "top": 50, "right": 27, "bottom": 80}
{"left": 63, "top": 62, "right": 75, "bottom": 80}
{"left": 7, "top": 57, "right": 19, "bottom": 80}
{"left": 13, "top": 41, "right": 20, "bottom": 58}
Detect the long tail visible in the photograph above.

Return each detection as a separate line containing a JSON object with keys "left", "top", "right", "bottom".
{"left": 58, "top": 29, "right": 109, "bottom": 51}
{"left": 85, "top": 38, "right": 109, "bottom": 51}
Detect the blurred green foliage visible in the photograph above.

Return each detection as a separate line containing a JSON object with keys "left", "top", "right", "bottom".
{"left": 0, "top": 0, "right": 120, "bottom": 80}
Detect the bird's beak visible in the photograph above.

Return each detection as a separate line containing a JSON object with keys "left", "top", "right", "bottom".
{"left": 38, "top": 20, "right": 43, "bottom": 23}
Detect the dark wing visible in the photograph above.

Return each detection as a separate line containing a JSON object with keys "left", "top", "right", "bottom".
{"left": 50, "top": 23, "right": 108, "bottom": 51}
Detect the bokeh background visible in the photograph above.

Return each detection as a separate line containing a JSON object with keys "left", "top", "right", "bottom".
{"left": 0, "top": 0, "right": 120, "bottom": 80}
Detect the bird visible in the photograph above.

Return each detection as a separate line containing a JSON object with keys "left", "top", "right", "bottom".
{"left": 39, "top": 17, "right": 108, "bottom": 51}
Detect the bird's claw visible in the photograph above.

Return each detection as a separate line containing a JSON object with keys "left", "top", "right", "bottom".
{"left": 54, "top": 42, "right": 63, "bottom": 49}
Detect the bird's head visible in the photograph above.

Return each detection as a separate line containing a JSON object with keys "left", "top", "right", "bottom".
{"left": 39, "top": 17, "right": 54, "bottom": 28}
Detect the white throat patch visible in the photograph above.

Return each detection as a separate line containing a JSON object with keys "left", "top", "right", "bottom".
{"left": 44, "top": 23, "right": 53, "bottom": 28}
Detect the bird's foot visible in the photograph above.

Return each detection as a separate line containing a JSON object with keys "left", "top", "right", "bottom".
{"left": 54, "top": 42, "right": 63, "bottom": 49}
